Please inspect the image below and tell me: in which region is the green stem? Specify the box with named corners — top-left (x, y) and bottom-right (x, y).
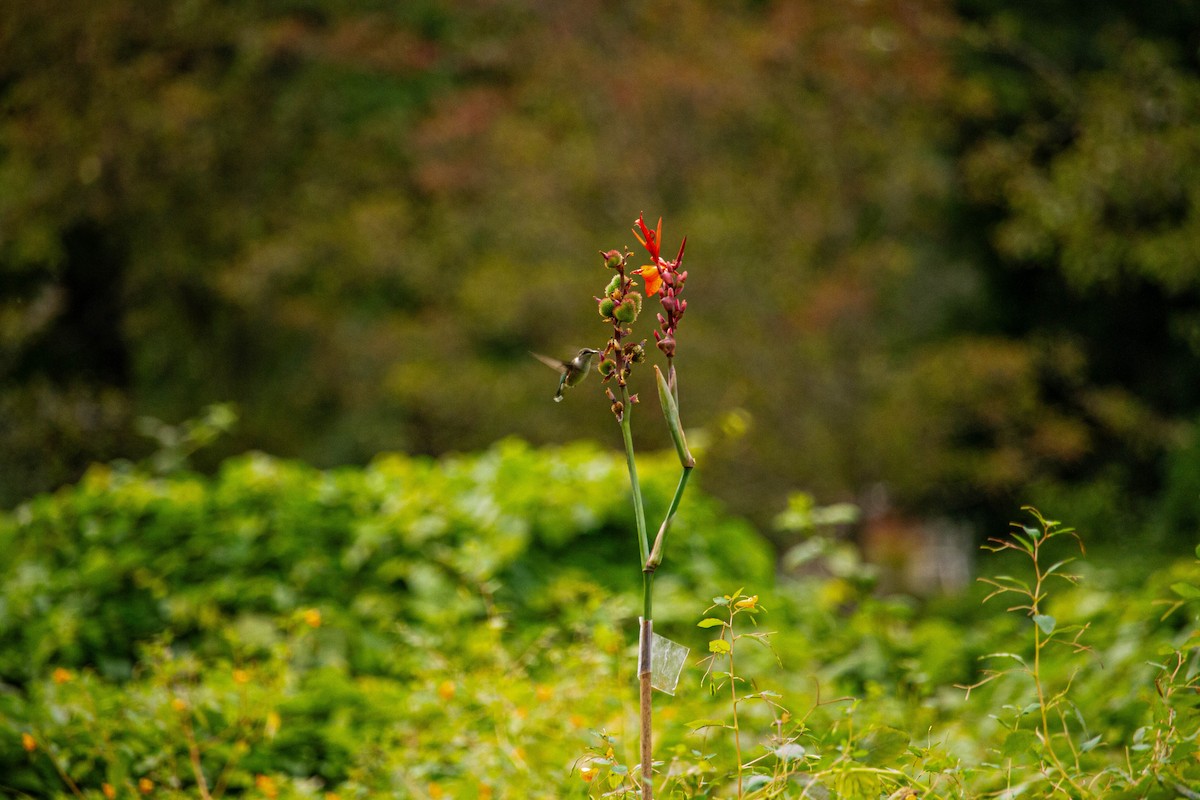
top-left (620, 385), bottom-right (650, 565)
top-left (729, 607), bottom-right (743, 799)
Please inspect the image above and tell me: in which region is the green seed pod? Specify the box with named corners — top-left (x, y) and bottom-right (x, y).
top-left (603, 249), bottom-right (624, 269)
top-left (598, 298), bottom-right (616, 319)
top-left (614, 298), bottom-right (639, 323)
top-left (627, 291), bottom-right (643, 316)
top-left (599, 358), bottom-right (616, 376)
top-left (605, 275), bottom-right (622, 297)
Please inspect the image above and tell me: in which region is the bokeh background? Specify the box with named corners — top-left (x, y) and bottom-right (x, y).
top-left (4, 0), bottom-right (1200, 554)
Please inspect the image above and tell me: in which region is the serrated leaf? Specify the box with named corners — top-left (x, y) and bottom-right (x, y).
top-left (1001, 729), bottom-right (1038, 758)
top-left (697, 618), bottom-right (727, 628)
top-left (1033, 614), bottom-right (1056, 635)
top-left (708, 639), bottom-right (731, 654)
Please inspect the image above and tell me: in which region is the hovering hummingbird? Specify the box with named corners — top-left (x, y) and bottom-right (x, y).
top-left (531, 348), bottom-right (601, 402)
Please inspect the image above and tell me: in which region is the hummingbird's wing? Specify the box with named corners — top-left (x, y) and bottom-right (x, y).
top-left (529, 352), bottom-right (567, 373)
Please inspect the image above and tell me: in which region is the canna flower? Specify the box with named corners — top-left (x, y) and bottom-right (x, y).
top-left (21, 732), bottom-right (36, 752)
top-left (632, 213), bottom-right (688, 358)
top-left (632, 215), bottom-right (666, 296)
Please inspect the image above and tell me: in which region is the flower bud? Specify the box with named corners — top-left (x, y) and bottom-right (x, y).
top-left (602, 249), bottom-right (623, 269)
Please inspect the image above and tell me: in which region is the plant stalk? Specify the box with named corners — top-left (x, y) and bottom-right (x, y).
top-left (619, 384), bottom-right (653, 799)
top-left (638, 616), bottom-right (654, 800)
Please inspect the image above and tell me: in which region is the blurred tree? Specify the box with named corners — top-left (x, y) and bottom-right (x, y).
top-left (935, 0), bottom-right (1200, 530)
top-left (1, 0), bottom-right (1198, 550)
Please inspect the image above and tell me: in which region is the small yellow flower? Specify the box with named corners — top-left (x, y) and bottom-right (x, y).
top-left (171, 697), bottom-right (188, 713)
top-left (138, 778), bottom-right (154, 794)
top-left (569, 713), bottom-right (586, 728)
top-left (52, 667), bottom-right (73, 685)
top-left (734, 595), bottom-right (759, 609)
top-left (535, 684), bottom-right (553, 702)
top-left (325, 794), bottom-right (341, 800)
top-left (477, 784), bottom-right (493, 800)
top-left (580, 765), bottom-right (598, 783)
top-left (102, 783), bottom-right (116, 800)
top-left (265, 710), bottom-right (281, 738)
top-left (255, 774), bottom-right (278, 799)
top-left (428, 782), bottom-right (444, 799)
top-left (302, 608), bottom-right (322, 628)
top-left (437, 680), bottom-right (456, 701)
top-left (233, 669), bottom-right (250, 685)
top-left (21, 732), bottom-right (36, 752)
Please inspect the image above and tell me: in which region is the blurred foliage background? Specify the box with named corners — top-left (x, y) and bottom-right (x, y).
top-left (3, 0), bottom-right (1200, 548)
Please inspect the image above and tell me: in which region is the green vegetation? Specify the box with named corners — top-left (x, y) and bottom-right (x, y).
top-left (3, 446), bottom-right (1198, 797)
top-left (4, 2), bottom-right (1200, 797)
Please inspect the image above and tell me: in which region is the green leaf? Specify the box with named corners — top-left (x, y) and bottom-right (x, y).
top-left (713, 596), bottom-right (729, 606)
top-left (696, 618), bottom-right (726, 628)
top-left (773, 743), bottom-right (806, 761)
top-left (1032, 614), bottom-right (1056, 635)
top-left (744, 774), bottom-right (772, 791)
top-left (861, 726), bottom-right (910, 766)
top-left (708, 639), bottom-right (731, 654)
top-left (1170, 582), bottom-right (1200, 599)
top-left (686, 718), bottom-right (725, 731)
top-left (1001, 729), bottom-right (1039, 758)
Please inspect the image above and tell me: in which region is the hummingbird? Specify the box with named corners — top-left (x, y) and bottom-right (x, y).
top-left (531, 348), bottom-right (601, 402)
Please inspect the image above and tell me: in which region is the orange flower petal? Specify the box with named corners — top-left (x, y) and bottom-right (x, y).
top-left (634, 264), bottom-right (664, 296)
